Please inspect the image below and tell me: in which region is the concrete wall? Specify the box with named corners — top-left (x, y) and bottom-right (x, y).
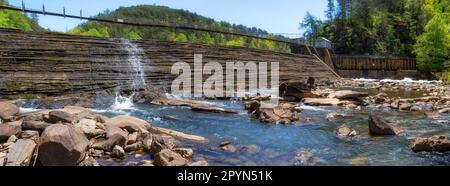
top-left (0, 29), bottom-right (339, 98)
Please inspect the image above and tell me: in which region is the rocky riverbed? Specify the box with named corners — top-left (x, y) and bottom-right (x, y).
top-left (1, 78), bottom-right (450, 166)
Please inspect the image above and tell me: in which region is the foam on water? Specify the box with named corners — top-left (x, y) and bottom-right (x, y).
top-left (353, 77), bottom-right (442, 84)
top-left (19, 107), bottom-right (41, 113)
top-left (296, 105), bottom-right (328, 112)
top-left (111, 93), bottom-right (135, 110)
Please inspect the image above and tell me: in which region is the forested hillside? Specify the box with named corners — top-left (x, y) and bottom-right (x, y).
top-left (69, 5), bottom-right (291, 52)
top-left (301, 0), bottom-right (449, 78)
top-left (0, 0), bottom-right (41, 31)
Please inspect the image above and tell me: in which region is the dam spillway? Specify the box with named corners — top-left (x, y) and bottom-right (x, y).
top-left (0, 28), bottom-right (339, 98)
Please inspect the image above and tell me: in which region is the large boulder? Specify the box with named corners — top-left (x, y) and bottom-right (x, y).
top-left (21, 120), bottom-right (51, 132)
top-left (74, 119), bottom-right (106, 138)
top-left (0, 124), bottom-right (22, 142)
top-left (48, 111), bottom-right (74, 123)
top-left (149, 126), bottom-right (207, 143)
top-left (105, 115), bottom-right (150, 133)
top-left (368, 113), bottom-right (402, 135)
top-left (0, 101), bottom-right (19, 120)
top-left (279, 81), bottom-right (321, 99)
top-left (153, 149), bottom-right (188, 166)
top-left (151, 98), bottom-right (237, 113)
top-left (150, 135), bottom-right (179, 154)
top-left (5, 139), bottom-right (36, 166)
top-left (411, 136), bottom-right (450, 152)
top-left (59, 106), bottom-right (109, 123)
top-left (257, 103), bottom-right (299, 124)
top-left (106, 125), bottom-right (129, 139)
top-left (328, 90), bottom-right (368, 100)
top-left (38, 124), bottom-right (89, 166)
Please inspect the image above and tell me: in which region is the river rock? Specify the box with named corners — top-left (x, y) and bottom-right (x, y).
top-left (105, 115), bottom-right (150, 133)
top-left (48, 111), bottom-right (74, 123)
top-left (106, 125), bottom-right (129, 140)
top-left (219, 141), bottom-right (237, 152)
top-left (78, 156), bottom-right (100, 166)
top-left (279, 81), bottom-right (321, 99)
top-left (4, 119), bottom-right (23, 128)
top-left (0, 124), bottom-right (21, 142)
top-left (7, 135), bottom-right (18, 143)
top-left (410, 106), bottom-right (422, 112)
top-left (149, 126), bottom-right (207, 142)
top-left (5, 139), bottom-right (36, 166)
top-left (92, 134), bottom-right (127, 151)
top-left (336, 125), bottom-right (357, 138)
top-left (59, 106), bottom-right (104, 122)
top-left (295, 150), bottom-right (313, 165)
top-left (0, 152), bottom-right (5, 166)
top-left (328, 90), bottom-right (368, 100)
top-left (74, 119), bottom-right (106, 138)
top-left (150, 135), bottom-right (179, 154)
top-left (143, 134), bottom-right (153, 152)
top-left (303, 98), bottom-right (357, 106)
top-left (411, 136), bottom-right (450, 152)
top-left (152, 98), bottom-right (237, 113)
top-left (374, 93), bottom-right (388, 104)
top-left (22, 120), bottom-right (51, 131)
top-left (390, 101), bottom-right (399, 109)
top-left (173, 148), bottom-right (194, 159)
top-left (153, 149), bottom-right (188, 166)
top-left (111, 145), bottom-right (125, 158)
top-left (124, 142), bottom-right (143, 152)
top-left (368, 113), bottom-right (402, 135)
top-left (399, 103), bottom-right (412, 111)
top-left (190, 104), bottom-right (237, 113)
top-left (20, 130), bottom-right (39, 141)
top-left (239, 145), bottom-right (261, 154)
top-left (438, 108), bottom-right (450, 113)
top-left (127, 132), bottom-right (138, 145)
top-left (38, 124), bottom-right (89, 166)
top-left (255, 102), bottom-right (299, 124)
top-left (189, 160), bottom-right (209, 166)
top-left (0, 101), bottom-right (19, 120)
top-left (326, 112), bottom-right (345, 120)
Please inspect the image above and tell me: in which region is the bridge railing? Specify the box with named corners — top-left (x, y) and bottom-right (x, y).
top-left (333, 55), bottom-right (416, 70)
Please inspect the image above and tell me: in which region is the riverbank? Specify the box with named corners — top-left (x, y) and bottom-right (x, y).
top-left (1, 78), bottom-right (450, 166)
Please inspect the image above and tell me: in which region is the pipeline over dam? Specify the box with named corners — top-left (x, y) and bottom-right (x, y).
top-left (0, 28), bottom-right (339, 98)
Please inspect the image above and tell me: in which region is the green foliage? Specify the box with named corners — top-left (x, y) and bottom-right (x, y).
top-left (306, 0), bottom-right (449, 74)
top-left (70, 5), bottom-right (290, 52)
top-left (414, 0), bottom-right (450, 72)
top-left (313, 0), bottom-right (430, 56)
top-left (0, 0), bottom-right (42, 31)
top-left (125, 30), bottom-right (142, 40)
top-left (300, 12), bottom-right (322, 45)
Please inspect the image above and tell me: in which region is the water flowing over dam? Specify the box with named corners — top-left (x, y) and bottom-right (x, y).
top-left (121, 39), bottom-right (148, 91)
top-left (0, 28), bottom-right (338, 98)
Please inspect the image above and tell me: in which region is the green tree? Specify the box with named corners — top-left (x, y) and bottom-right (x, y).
top-left (300, 12), bottom-right (323, 45)
top-left (325, 0), bottom-right (336, 20)
top-left (414, 9), bottom-right (449, 72)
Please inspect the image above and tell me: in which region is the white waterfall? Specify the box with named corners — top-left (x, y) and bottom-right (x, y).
top-left (122, 39), bottom-right (147, 90)
top-left (111, 39), bottom-right (148, 110)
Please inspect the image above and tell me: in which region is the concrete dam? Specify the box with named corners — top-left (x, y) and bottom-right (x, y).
top-left (0, 28), bottom-right (339, 98)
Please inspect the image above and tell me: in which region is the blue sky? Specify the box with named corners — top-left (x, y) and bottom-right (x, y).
top-left (8, 0), bottom-right (327, 37)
